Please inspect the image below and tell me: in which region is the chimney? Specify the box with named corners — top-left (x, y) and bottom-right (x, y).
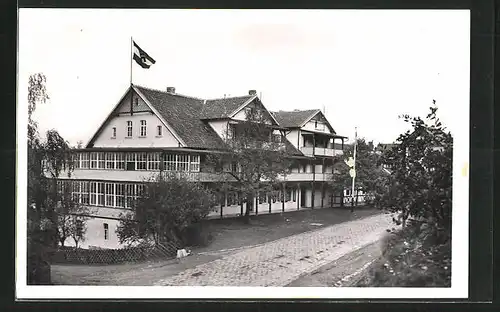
top-left (248, 89), bottom-right (257, 95)
top-left (166, 87), bottom-right (176, 93)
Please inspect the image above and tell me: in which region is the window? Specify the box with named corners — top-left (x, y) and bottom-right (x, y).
top-left (105, 183), bottom-right (114, 207)
top-left (103, 223), bottom-right (109, 240)
top-left (81, 181), bottom-right (89, 204)
top-left (134, 98), bottom-right (139, 106)
top-left (315, 120), bottom-right (318, 128)
top-left (189, 155), bottom-right (200, 172)
top-left (115, 183), bottom-right (125, 207)
top-left (127, 121), bottom-right (133, 137)
top-left (106, 153), bottom-right (115, 169)
top-left (115, 153), bottom-right (125, 170)
top-left (90, 152), bottom-right (98, 169)
top-left (165, 154), bottom-right (177, 171)
top-left (293, 189), bottom-right (297, 202)
top-left (97, 152), bottom-right (105, 169)
top-left (231, 162), bottom-right (238, 173)
top-left (140, 120), bottom-right (147, 137)
top-left (76, 220), bottom-right (83, 237)
top-left (112, 127), bottom-right (116, 138)
top-left (126, 153), bottom-right (136, 171)
top-left (97, 182), bottom-right (105, 206)
top-left (125, 184), bottom-right (135, 208)
top-left (178, 154), bottom-right (189, 172)
top-left (80, 153), bottom-right (89, 169)
top-left (259, 192), bottom-right (267, 204)
top-left (89, 182), bottom-right (97, 205)
top-left (73, 153), bottom-right (80, 169)
top-left (157, 125), bottom-right (162, 136)
top-left (147, 153), bottom-right (160, 171)
top-left (227, 192), bottom-right (238, 206)
top-left (272, 134), bottom-right (282, 143)
top-left (136, 153), bottom-right (147, 170)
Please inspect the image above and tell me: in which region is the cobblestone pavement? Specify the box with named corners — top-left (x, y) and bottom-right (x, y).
top-left (155, 213), bottom-right (396, 287)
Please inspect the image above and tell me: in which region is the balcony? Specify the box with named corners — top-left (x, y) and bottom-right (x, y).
top-left (300, 147), bottom-right (343, 157)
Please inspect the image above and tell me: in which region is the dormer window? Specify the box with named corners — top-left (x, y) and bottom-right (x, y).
top-left (140, 120), bottom-right (147, 137)
top-left (127, 121), bottom-right (133, 137)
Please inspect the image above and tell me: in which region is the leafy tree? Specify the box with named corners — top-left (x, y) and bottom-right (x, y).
top-left (377, 103), bottom-right (453, 231)
top-left (330, 138), bottom-right (387, 210)
top-left (116, 173), bottom-right (217, 247)
top-left (207, 107), bottom-right (292, 223)
top-left (55, 181), bottom-right (90, 247)
top-left (27, 73), bottom-right (74, 284)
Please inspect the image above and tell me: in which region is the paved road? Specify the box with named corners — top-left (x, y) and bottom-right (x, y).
top-left (155, 213), bottom-right (396, 287)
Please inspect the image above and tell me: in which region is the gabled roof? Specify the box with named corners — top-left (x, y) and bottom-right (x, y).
top-left (272, 109), bottom-right (320, 128)
top-left (200, 96), bottom-right (255, 119)
top-left (134, 85), bottom-right (226, 149)
top-left (272, 109), bottom-right (336, 134)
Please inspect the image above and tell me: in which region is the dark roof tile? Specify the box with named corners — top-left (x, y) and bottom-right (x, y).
top-left (272, 109), bottom-right (320, 128)
top-left (200, 96), bottom-right (254, 119)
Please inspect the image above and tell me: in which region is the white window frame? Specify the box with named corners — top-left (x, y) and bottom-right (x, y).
top-left (140, 120), bottom-right (147, 137)
top-left (136, 152), bottom-right (147, 170)
top-left (189, 154), bottom-right (200, 172)
top-left (147, 152), bottom-right (160, 171)
top-left (127, 121), bottom-right (133, 137)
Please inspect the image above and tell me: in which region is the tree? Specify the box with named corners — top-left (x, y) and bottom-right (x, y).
top-left (376, 103), bottom-right (453, 231)
top-left (207, 107), bottom-right (292, 223)
top-left (55, 181), bottom-right (89, 247)
top-left (27, 73), bottom-right (74, 284)
top-left (116, 173), bottom-right (217, 247)
top-left (330, 138), bottom-right (387, 210)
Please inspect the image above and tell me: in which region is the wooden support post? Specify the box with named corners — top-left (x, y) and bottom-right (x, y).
top-left (297, 183), bottom-right (300, 210)
top-left (268, 193), bottom-right (272, 214)
top-left (282, 183), bottom-right (285, 213)
top-left (240, 192), bottom-right (243, 216)
top-left (220, 191), bottom-right (224, 220)
top-left (255, 193), bottom-right (259, 215)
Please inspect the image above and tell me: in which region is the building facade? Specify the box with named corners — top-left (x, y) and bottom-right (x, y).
top-left (57, 85), bottom-right (347, 248)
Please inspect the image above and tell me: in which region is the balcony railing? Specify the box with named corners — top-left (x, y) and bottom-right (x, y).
top-left (300, 147), bottom-right (343, 157)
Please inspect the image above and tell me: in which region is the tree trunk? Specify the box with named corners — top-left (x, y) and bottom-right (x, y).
top-left (243, 192), bottom-right (253, 224)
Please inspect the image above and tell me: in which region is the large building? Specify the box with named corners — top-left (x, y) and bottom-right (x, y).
top-left (58, 84), bottom-right (347, 249)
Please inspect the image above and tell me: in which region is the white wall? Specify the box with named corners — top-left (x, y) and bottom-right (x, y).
top-left (302, 120), bottom-right (332, 134)
top-left (207, 120), bottom-right (229, 140)
top-left (92, 112), bottom-right (180, 148)
top-left (286, 129), bottom-right (302, 150)
top-left (62, 217), bottom-right (124, 249)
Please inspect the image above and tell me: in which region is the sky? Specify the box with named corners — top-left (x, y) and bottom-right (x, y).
top-left (18, 9), bottom-right (470, 146)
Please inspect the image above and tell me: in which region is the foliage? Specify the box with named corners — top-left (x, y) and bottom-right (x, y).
top-left (330, 138), bottom-right (387, 206)
top-left (376, 103), bottom-right (453, 230)
top-left (355, 220), bottom-right (451, 287)
top-left (207, 105), bottom-right (292, 222)
top-left (27, 73), bottom-right (75, 284)
top-left (56, 182), bottom-right (90, 248)
top-left (116, 173), bottom-right (217, 247)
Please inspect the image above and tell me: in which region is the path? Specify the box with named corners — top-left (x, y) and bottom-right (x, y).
top-left (155, 213), bottom-right (396, 287)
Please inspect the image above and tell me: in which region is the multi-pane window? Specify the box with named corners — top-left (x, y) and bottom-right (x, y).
top-left (259, 192), bottom-right (267, 204)
top-left (136, 153), bottom-right (147, 170)
top-left (147, 153), bottom-right (160, 171)
top-left (127, 121), bottom-right (133, 137)
top-left (97, 152), bottom-right (105, 169)
top-left (106, 153), bottom-right (115, 169)
top-left (125, 184), bottom-right (136, 208)
top-left (73, 153), bottom-right (80, 169)
top-left (90, 152), bottom-right (98, 169)
top-left (115, 183), bottom-right (125, 208)
top-left (157, 125), bottom-right (162, 136)
top-left (89, 182), bottom-right (97, 205)
top-left (112, 127), bottom-right (116, 138)
top-left (140, 120), bottom-right (147, 137)
top-left (105, 183), bottom-right (114, 207)
top-left (80, 153), bottom-right (89, 169)
top-left (97, 182), bottom-right (105, 206)
top-left (178, 154), bottom-right (189, 172)
top-left (116, 153), bottom-right (125, 170)
top-left (126, 153), bottom-right (136, 171)
top-left (190, 155), bottom-right (200, 172)
top-left (165, 154), bottom-right (177, 171)
top-left (227, 192), bottom-right (238, 206)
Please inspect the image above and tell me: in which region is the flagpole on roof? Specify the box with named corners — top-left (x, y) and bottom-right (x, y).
top-left (130, 36), bottom-right (133, 86)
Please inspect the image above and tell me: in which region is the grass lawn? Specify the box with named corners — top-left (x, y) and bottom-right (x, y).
top-left (51, 207), bottom-right (381, 285)
top-left (353, 222), bottom-right (451, 287)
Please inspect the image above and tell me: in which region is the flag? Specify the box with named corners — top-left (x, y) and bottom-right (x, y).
top-left (133, 40), bottom-right (156, 69)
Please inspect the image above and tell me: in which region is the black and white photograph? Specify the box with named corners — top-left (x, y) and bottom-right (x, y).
top-left (17, 9), bottom-right (470, 299)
